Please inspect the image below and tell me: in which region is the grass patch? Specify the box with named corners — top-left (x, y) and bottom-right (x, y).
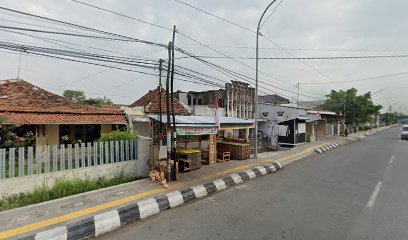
top-left (0, 173), bottom-right (138, 212)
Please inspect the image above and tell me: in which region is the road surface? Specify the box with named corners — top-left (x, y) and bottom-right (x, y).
top-left (98, 126), bottom-right (408, 240)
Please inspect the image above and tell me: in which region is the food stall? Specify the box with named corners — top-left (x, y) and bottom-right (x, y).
top-left (148, 115), bottom-right (218, 172)
top-left (216, 117), bottom-right (255, 160)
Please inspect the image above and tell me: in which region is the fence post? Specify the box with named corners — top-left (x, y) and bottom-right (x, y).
top-left (81, 143), bottom-right (86, 168)
top-left (93, 142), bottom-right (98, 166)
top-left (52, 145), bottom-right (58, 172)
top-left (9, 148), bottom-right (15, 178)
top-left (74, 143), bottom-right (79, 169)
top-left (18, 147), bottom-right (25, 177)
top-left (110, 141), bottom-right (114, 164)
top-left (87, 142), bottom-right (92, 167)
top-left (120, 140), bottom-right (124, 162)
top-left (99, 142), bottom-right (104, 165)
top-left (135, 140), bottom-right (139, 160)
top-left (28, 146), bottom-right (33, 175)
top-left (36, 145), bottom-right (42, 175)
top-left (125, 140), bottom-right (129, 161)
top-left (130, 140), bottom-right (134, 160)
top-left (60, 144), bottom-right (65, 171)
top-left (68, 144), bottom-right (73, 170)
top-left (0, 149), bottom-right (4, 179)
top-left (45, 145), bottom-right (50, 173)
top-left (104, 141), bottom-right (109, 165)
top-left (115, 141), bottom-right (119, 163)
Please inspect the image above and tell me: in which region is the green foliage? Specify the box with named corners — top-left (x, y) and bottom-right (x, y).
top-left (83, 97), bottom-right (113, 107)
top-left (99, 127), bottom-right (139, 142)
top-left (0, 173), bottom-right (137, 212)
top-left (62, 90), bottom-right (86, 102)
top-left (0, 115), bottom-right (35, 148)
top-left (323, 88), bottom-right (382, 126)
top-left (381, 112), bottom-right (400, 125)
top-left (63, 90), bottom-right (113, 108)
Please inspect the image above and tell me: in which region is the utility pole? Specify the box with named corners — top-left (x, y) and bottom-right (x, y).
top-left (158, 59), bottom-right (164, 147)
top-left (255, 0), bottom-right (278, 160)
top-left (296, 82), bottom-right (300, 107)
top-left (17, 48), bottom-right (23, 80)
top-left (165, 42), bottom-right (172, 182)
top-left (170, 25), bottom-right (177, 181)
top-left (353, 99), bottom-right (356, 133)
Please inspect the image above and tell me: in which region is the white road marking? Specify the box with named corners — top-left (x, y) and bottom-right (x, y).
top-left (389, 155), bottom-right (395, 164)
top-left (366, 181), bottom-right (382, 208)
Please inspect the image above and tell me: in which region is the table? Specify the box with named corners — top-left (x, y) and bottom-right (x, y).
top-left (176, 148), bottom-right (202, 170)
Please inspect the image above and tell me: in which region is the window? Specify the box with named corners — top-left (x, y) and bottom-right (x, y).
top-left (86, 125), bottom-right (101, 142)
top-left (187, 95), bottom-right (192, 105)
top-left (218, 98), bottom-right (224, 108)
top-left (193, 98), bottom-right (196, 105)
top-left (59, 125), bottom-right (102, 144)
top-left (198, 99), bottom-right (203, 105)
top-left (74, 125), bottom-right (84, 142)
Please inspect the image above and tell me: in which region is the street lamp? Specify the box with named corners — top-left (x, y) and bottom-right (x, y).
top-left (255, 0), bottom-right (278, 160)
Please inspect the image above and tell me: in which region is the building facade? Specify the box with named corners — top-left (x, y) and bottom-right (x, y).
top-left (225, 81), bottom-right (255, 119)
top-left (179, 81), bottom-right (255, 119)
top-left (0, 79), bottom-right (127, 148)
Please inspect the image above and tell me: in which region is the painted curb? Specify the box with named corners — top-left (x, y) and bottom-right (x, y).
top-left (18, 162), bottom-right (284, 240)
top-left (314, 143), bottom-right (340, 154)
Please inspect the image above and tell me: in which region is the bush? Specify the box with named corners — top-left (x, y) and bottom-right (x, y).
top-left (0, 172), bottom-right (137, 212)
top-left (99, 127), bottom-right (139, 142)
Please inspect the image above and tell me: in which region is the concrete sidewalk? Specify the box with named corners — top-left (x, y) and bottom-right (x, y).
top-left (0, 129), bottom-right (380, 239)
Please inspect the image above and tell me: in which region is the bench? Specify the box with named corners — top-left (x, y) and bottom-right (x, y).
top-left (217, 144), bottom-right (231, 162)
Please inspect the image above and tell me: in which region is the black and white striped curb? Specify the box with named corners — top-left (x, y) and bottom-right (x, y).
top-left (19, 162), bottom-right (283, 240)
top-left (315, 143), bottom-right (340, 154)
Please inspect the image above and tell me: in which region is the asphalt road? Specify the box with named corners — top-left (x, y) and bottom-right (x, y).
top-left (98, 126), bottom-right (408, 240)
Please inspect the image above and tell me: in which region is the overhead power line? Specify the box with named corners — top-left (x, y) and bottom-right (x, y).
top-left (175, 54), bottom-right (408, 60)
top-left (2, 4), bottom-right (317, 101)
top-left (259, 0), bottom-right (284, 29)
top-left (300, 70), bottom-right (408, 85)
top-left (170, 0), bottom-right (337, 92)
top-left (172, 0), bottom-right (255, 33)
top-left (176, 42), bottom-right (408, 52)
top-left (69, 0), bottom-right (320, 100)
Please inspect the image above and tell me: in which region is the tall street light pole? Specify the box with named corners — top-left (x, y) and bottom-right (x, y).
top-left (255, 0), bottom-right (278, 160)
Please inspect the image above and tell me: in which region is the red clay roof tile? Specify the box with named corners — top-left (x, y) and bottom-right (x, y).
top-left (0, 79), bottom-right (126, 124)
top-left (129, 87), bottom-right (189, 115)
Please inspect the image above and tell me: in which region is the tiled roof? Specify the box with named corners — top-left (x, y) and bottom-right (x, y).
top-left (0, 79), bottom-right (126, 124)
top-left (129, 87), bottom-right (189, 115)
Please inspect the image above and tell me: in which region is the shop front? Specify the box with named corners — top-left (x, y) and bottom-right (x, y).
top-left (148, 115), bottom-right (254, 176)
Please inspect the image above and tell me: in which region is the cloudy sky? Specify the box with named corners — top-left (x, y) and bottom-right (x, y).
top-left (0, 0), bottom-right (407, 113)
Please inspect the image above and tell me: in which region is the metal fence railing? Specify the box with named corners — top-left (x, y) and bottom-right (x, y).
top-left (0, 140), bottom-right (138, 180)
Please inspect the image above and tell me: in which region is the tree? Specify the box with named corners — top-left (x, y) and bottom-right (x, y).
top-left (0, 115), bottom-right (35, 148)
top-left (63, 90), bottom-right (113, 107)
top-left (323, 88), bottom-right (382, 127)
top-left (63, 90), bottom-right (86, 102)
top-left (83, 97), bottom-right (113, 107)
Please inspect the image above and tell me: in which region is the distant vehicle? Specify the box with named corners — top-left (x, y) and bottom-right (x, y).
top-left (401, 125), bottom-right (408, 140)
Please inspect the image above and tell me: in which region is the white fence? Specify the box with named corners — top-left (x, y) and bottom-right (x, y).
top-left (0, 140), bottom-right (138, 180)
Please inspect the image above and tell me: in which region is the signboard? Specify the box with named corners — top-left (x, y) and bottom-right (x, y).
top-left (208, 134), bottom-right (217, 164)
top-left (176, 127), bottom-right (217, 136)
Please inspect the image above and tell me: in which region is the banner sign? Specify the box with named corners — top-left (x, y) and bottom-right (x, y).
top-left (176, 127), bottom-right (217, 136)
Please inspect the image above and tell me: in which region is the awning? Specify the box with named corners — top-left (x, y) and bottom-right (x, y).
top-left (148, 115), bottom-right (217, 135)
top-left (148, 115), bottom-right (255, 134)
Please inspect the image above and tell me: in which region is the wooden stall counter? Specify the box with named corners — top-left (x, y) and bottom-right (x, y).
top-left (217, 142), bottom-right (251, 160)
top-left (176, 147), bottom-right (202, 171)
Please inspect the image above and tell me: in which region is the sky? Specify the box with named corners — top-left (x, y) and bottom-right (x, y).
top-left (0, 0), bottom-right (407, 113)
